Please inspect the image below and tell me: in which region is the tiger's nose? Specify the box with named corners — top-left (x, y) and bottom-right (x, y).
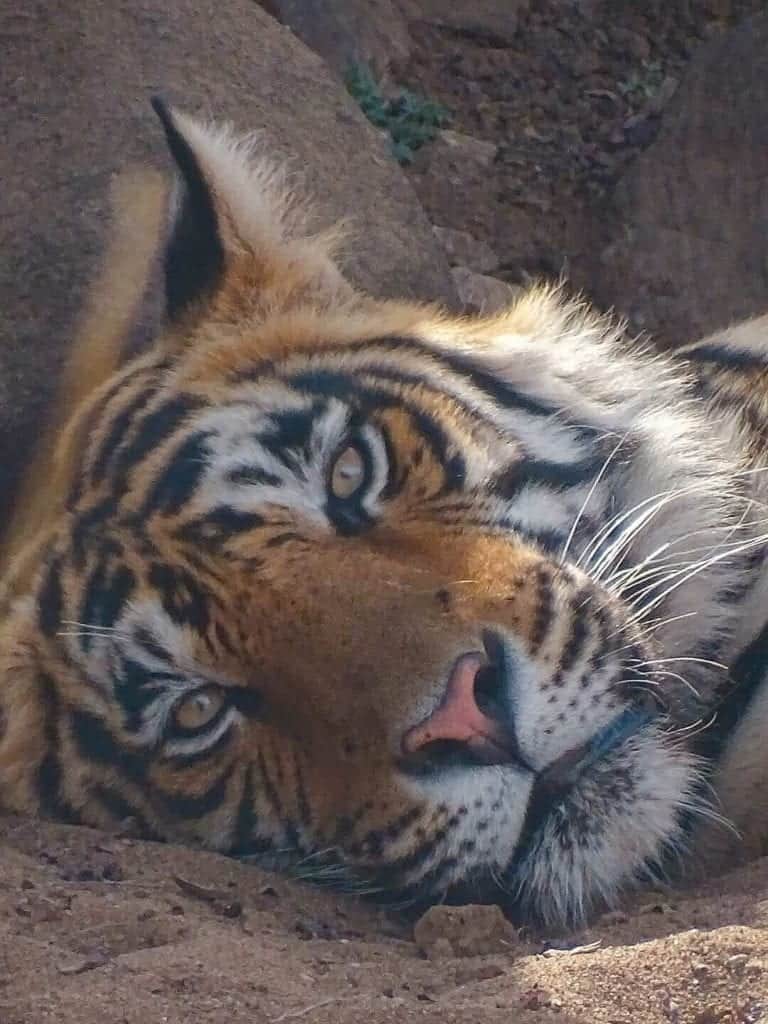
top-left (400, 643), bottom-right (519, 768)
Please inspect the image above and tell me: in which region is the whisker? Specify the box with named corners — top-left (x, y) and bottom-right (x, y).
top-left (561, 433), bottom-right (628, 563)
top-left (624, 530), bottom-right (768, 630)
top-left (632, 655), bottom-right (728, 672)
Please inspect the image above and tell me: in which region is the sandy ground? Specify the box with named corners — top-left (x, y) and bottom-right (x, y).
top-left (0, 814), bottom-right (765, 1024)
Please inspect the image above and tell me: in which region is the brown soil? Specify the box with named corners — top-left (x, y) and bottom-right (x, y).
top-left (399, 0), bottom-right (765, 316)
top-left (0, 815), bottom-right (766, 1023)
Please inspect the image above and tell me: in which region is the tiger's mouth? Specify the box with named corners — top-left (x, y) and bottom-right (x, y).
top-left (506, 705), bottom-right (659, 869)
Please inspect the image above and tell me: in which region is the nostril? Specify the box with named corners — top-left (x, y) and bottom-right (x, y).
top-left (473, 663), bottom-right (504, 719)
top-left (476, 629), bottom-right (511, 720)
top-left (481, 628), bottom-right (506, 668)
top-left (399, 643), bottom-right (521, 774)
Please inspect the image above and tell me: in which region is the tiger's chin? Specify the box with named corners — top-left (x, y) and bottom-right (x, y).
top-left (501, 728), bottom-right (705, 927)
top-left (241, 721), bottom-right (706, 930)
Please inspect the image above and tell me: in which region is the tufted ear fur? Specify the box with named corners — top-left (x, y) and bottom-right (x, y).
top-left (151, 98), bottom-right (356, 332)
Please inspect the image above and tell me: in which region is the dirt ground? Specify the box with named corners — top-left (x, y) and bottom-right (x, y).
top-left (0, 814), bottom-right (766, 1024)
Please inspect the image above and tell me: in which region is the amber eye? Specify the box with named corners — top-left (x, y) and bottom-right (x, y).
top-left (329, 443), bottom-right (367, 500)
top-left (172, 687), bottom-right (227, 733)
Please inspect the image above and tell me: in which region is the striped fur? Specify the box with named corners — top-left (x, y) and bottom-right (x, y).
top-left (1, 103), bottom-right (767, 927)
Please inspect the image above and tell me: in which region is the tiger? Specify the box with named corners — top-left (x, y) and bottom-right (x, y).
top-left (0, 98), bottom-right (767, 929)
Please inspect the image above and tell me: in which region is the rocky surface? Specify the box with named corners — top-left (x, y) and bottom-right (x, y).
top-left (593, 11), bottom-right (768, 344)
top-left (450, 266), bottom-right (522, 313)
top-left (402, 0), bottom-right (531, 49)
top-left (399, 0), bottom-right (766, 342)
top-left (259, 0), bottom-right (414, 78)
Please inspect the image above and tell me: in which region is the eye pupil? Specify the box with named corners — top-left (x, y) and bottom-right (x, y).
top-left (330, 444), bottom-right (366, 500)
top-left (173, 687), bottom-right (225, 732)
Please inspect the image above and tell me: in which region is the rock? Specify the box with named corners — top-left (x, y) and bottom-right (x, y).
top-left (0, 0), bottom-right (456, 527)
top-left (259, 0), bottom-right (413, 78)
top-left (593, 13), bottom-right (768, 346)
top-left (453, 961), bottom-right (506, 986)
top-left (413, 904), bottom-right (518, 959)
top-left (410, 131), bottom-right (500, 242)
top-left (626, 31), bottom-right (652, 62)
top-left (439, 129), bottom-right (499, 170)
top-left (451, 268), bottom-right (522, 314)
top-left (402, 0), bottom-right (530, 48)
top-left (646, 74), bottom-right (680, 115)
top-left (433, 226), bottom-right (500, 273)
top-left (725, 954), bottom-right (749, 974)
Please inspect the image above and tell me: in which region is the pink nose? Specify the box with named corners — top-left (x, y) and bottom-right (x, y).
top-left (401, 652), bottom-right (511, 760)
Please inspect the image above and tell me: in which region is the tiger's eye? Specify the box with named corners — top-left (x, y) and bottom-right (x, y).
top-left (330, 444), bottom-right (366, 500)
top-left (173, 687), bottom-right (226, 731)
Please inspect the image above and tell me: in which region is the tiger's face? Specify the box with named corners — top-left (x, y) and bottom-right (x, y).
top-left (0, 102), bottom-right (753, 927)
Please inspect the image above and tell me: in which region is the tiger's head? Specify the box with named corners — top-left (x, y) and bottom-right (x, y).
top-left (0, 102), bottom-right (755, 927)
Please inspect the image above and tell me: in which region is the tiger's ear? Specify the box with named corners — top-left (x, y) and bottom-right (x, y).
top-left (151, 97), bottom-right (225, 323)
top-left (150, 97), bottom-right (355, 329)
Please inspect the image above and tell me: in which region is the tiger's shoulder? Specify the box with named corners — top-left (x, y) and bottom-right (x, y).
top-left (678, 315), bottom-right (768, 871)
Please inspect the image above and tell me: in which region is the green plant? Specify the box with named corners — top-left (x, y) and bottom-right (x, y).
top-left (344, 63), bottom-right (450, 165)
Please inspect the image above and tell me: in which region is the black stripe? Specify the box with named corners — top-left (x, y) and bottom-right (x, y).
top-left (231, 764), bottom-right (260, 854)
top-left (79, 563), bottom-right (136, 651)
top-left (257, 749), bottom-right (283, 819)
top-left (557, 593), bottom-right (592, 677)
top-left (228, 466), bottom-right (282, 487)
top-left (38, 557), bottom-right (64, 637)
top-left (378, 421), bottom-right (407, 499)
top-left (263, 530), bottom-right (304, 548)
top-left (71, 499), bottom-right (119, 568)
top-left (697, 619), bottom-right (768, 762)
top-left (133, 626), bottom-right (173, 664)
top-left (324, 503), bottom-right (373, 537)
top-left (228, 687), bottom-right (265, 719)
top-left (490, 452), bottom-right (604, 500)
top-left (683, 344), bottom-right (768, 372)
top-left (175, 508), bottom-right (266, 546)
top-left (529, 567), bottom-right (555, 655)
top-left (35, 673), bottom-right (78, 822)
top-left (359, 807), bottom-right (422, 858)
top-left (408, 408), bottom-right (465, 493)
top-left (69, 709), bottom-right (147, 784)
top-left (259, 406), bottom-right (323, 462)
top-left (281, 337), bottom-right (565, 420)
top-left (116, 656), bottom-right (172, 730)
top-left (367, 837), bottom-right (449, 892)
top-left (212, 621), bottom-right (237, 657)
top-left (139, 431), bottom-right (212, 516)
top-left (86, 365), bottom-right (169, 487)
top-left (111, 395), bottom-right (206, 488)
top-left (294, 757), bottom-right (311, 829)
top-left (91, 784), bottom-right (161, 841)
top-left (147, 562), bottom-right (210, 632)
top-left (155, 763), bottom-right (235, 818)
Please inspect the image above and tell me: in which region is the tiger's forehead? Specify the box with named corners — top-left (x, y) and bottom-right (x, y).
top-left (166, 326), bottom-right (599, 468)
